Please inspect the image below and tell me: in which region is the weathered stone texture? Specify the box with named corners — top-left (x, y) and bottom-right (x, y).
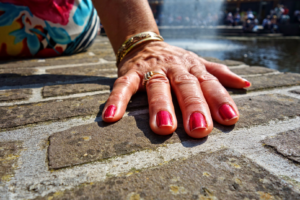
top-left (0, 142), bottom-right (23, 184)
top-left (0, 89), bottom-right (32, 102)
top-left (40, 149), bottom-right (300, 200)
top-left (46, 64), bottom-right (117, 76)
top-left (0, 92), bottom-right (148, 129)
top-left (1, 75), bottom-right (116, 88)
top-left (229, 73), bottom-right (300, 94)
top-left (48, 114), bottom-right (189, 169)
top-left (246, 73), bottom-right (300, 91)
top-left (0, 57), bottom-right (100, 69)
top-left (0, 68), bottom-right (37, 76)
top-left (0, 94), bottom-right (109, 129)
top-left (42, 81), bottom-right (114, 98)
top-left (48, 94), bottom-right (300, 169)
top-left (263, 128), bottom-right (300, 163)
top-left (233, 94), bottom-right (300, 128)
top-left (230, 66), bottom-right (276, 75)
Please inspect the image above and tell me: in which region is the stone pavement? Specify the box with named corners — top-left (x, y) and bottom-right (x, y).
top-left (0, 36), bottom-right (300, 200)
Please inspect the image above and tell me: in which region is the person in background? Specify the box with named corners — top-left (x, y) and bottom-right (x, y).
top-left (226, 12), bottom-right (233, 25)
top-left (233, 9), bottom-right (241, 26)
top-left (0, 0), bottom-right (251, 138)
top-left (262, 15), bottom-right (272, 31)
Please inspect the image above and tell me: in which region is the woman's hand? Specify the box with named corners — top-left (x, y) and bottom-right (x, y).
top-left (102, 41), bottom-right (251, 138)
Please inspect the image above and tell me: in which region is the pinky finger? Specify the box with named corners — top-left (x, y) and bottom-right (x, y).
top-left (102, 71), bottom-right (140, 122)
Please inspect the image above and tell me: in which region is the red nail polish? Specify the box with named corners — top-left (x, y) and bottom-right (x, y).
top-left (245, 81), bottom-right (251, 88)
top-left (189, 112), bottom-right (207, 131)
top-left (156, 111), bottom-right (173, 127)
top-left (219, 104), bottom-right (237, 121)
top-left (243, 78), bottom-right (251, 88)
top-left (104, 105), bottom-right (116, 118)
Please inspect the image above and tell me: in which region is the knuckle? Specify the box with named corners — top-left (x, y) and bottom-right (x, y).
top-left (114, 75), bottom-right (132, 87)
top-left (172, 73), bottom-right (198, 85)
top-left (198, 72), bottom-right (218, 83)
top-left (147, 75), bottom-right (169, 87)
top-left (182, 96), bottom-right (205, 107)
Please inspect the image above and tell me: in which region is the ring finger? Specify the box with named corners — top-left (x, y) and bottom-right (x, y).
top-left (145, 71), bottom-right (177, 135)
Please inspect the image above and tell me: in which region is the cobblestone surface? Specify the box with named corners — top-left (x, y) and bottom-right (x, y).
top-left (1, 36), bottom-right (300, 200)
top-left (40, 149), bottom-right (300, 200)
top-left (0, 142), bottom-right (23, 184)
top-left (42, 82), bottom-right (113, 98)
top-left (0, 89), bottom-right (32, 102)
top-left (263, 128), bottom-right (300, 163)
top-left (48, 94), bottom-right (300, 169)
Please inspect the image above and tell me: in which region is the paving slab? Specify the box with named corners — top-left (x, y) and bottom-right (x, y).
top-left (0, 75), bottom-right (115, 88)
top-left (0, 57), bottom-right (100, 69)
top-left (246, 73), bottom-right (300, 90)
top-left (40, 149), bottom-right (300, 200)
top-left (46, 64), bottom-right (117, 76)
top-left (48, 94), bottom-right (300, 169)
top-left (229, 73), bottom-right (300, 94)
top-left (0, 142), bottom-right (23, 184)
top-left (0, 68), bottom-right (37, 76)
top-left (0, 89), bottom-right (32, 102)
top-left (42, 81), bottom-right (115, 98)
top-left (230, 66), bottom-right (276, 75)
top-left (42, 79), bottom-right (114, 97)
top-left (263, 128), bottom-right (300, 163)
top-left (0, 92), bottom-right (150, 129)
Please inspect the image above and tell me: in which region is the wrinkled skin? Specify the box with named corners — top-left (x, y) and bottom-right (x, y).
top-left (102, 41), bottom-right (250, 138)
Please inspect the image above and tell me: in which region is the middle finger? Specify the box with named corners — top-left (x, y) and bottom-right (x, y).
top-left (168, 68), bottom-right (213, 138)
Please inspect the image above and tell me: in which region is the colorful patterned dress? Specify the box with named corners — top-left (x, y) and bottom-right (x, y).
top-left (0, 0), bottom-right (99, 58)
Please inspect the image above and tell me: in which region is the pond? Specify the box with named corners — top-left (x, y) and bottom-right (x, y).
top-left (165, 38), bottom-right (300, 73)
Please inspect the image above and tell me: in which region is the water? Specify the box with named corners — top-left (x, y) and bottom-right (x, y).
top-left (165, 38), bottom-right (300, 73)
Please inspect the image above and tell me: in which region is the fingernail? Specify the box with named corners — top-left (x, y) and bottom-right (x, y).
top-left (189, 112), bottom-right (207, 131)
top-left (219, 104), bottom-right (238, 121)
top-left (104, 105), bottom-right (116, 118)
top-left (243, 78), bottom-right (251, 88)
top-left (156, 111), bottom-right (173, 127)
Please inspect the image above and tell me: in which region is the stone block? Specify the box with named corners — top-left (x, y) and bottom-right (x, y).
top-left (0, 89), bottom-right (32, 102)
top-left (0, 57), bottom-right (100, 69)
top-left (40, 149), bottom-right (300, 200)
top-left (48, 94), bottom-right (300, 169)
top-left (229, 73), bottom-right (300, 94)
top-left (1, 75), bottom-right (115, 88)
top-left (48, 114), bottom-right (188, 169)
top-left (42, 81), bottom-right (114, 98)
top-left (46, 64), bottom-right (117, 76)
top-left (0, 142), bottom-right (23, 184)
top-left (263, 128), bottom-right (300, 163)
top-left (230, 66), bottom-right (276, 76)
top-left (0, 92), bottom-right (148, 129)
top-left (0, 68), bottom-right (37, 76)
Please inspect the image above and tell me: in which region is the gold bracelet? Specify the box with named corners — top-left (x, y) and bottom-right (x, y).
top-left (116, 32), bottom-right (164, 64)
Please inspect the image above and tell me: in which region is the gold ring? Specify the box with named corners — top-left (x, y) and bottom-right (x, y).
top-left (142, 71), bottom-right (166, 87)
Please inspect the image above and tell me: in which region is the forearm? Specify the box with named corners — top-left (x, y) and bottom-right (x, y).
top-left (92, 0), bottom-right (159, 53)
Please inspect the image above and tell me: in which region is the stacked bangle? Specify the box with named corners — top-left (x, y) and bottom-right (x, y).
top-left (116, 31), bottom-right (164, 64)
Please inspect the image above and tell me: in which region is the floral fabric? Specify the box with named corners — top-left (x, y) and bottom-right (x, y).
top-left (0, 0), bottom-right (99, 58)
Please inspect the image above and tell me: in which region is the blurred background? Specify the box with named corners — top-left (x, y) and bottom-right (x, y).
top-left (145, 0), bottom-right (300, 73)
